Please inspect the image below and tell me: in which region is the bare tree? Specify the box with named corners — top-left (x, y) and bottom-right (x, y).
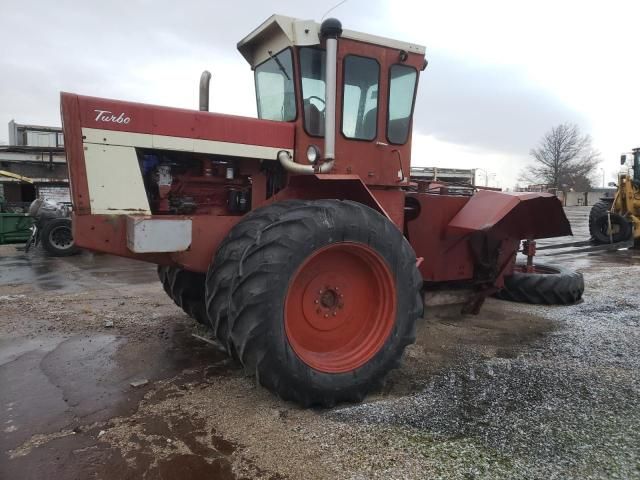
top-left (522, 123), bottom-right (600, 190)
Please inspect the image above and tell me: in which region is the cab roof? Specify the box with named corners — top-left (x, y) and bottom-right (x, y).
top-left (237, 14), bottom-right (426, 68)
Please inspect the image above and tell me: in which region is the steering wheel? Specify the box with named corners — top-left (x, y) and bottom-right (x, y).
top-left (305, 95), bottom-right (326, 110)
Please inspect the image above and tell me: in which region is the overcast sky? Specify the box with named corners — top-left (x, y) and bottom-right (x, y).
top-left (1, 0), bottom-right (638, 188)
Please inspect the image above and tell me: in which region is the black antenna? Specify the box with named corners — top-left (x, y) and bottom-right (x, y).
top-left (321, 0), bottom-right (348, 21)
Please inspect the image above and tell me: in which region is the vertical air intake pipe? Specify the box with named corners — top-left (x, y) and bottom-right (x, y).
top-left (320, 18), bottom-right (342, 163)
top-left (277, 19), bottom-right (342, 175)
top-left (199, 70), bottom-right (212, 111)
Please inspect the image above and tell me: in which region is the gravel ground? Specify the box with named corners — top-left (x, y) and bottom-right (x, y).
top-left (1, 206), bottom-right (639, 479)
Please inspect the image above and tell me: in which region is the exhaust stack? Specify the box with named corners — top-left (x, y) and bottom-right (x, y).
top-left (320, 18), bottom-right (342, 162)
top-left (199, 70), bottom-right (212, 111)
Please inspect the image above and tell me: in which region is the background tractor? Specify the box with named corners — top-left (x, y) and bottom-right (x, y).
top-left (59, 15), bottom-right (581, 406)
top-left (589, 147), bottom-right (639, 245)
top-left (0, 170), bottom-right (78, 254)
top-left (24, 198), bottom-right (79, 256)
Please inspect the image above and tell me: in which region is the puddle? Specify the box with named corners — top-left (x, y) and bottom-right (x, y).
top-left (0, 325), bottom-right (236, 479)
top-left (0, 249), bottom-right (158, 292)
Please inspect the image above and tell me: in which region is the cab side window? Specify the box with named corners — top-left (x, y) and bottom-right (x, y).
top-left (387, 65), bottom-right (417, 144)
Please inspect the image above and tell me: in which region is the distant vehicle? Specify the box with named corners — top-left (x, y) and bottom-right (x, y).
top-left (589, 148), bottom-right (639, 245)
top-left (25, 198), bottom-right (79, 256)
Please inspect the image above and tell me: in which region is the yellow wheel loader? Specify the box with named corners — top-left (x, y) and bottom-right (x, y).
top-left (589, 148), bottom-right (640, 245)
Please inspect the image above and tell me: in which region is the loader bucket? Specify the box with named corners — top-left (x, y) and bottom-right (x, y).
top-left (446, 190), bottom-right (572, 240)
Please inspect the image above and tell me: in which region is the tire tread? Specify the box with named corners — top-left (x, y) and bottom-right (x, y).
top-left (494, 262), bottom-right (584, 305)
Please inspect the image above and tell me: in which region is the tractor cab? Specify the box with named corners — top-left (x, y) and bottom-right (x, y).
top-left (621, 147), bottom-right (640, 184)
top-left (237, 15), bottom-right (427, 188)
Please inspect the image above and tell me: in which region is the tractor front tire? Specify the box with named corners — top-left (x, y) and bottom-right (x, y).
top-left (222, 200), bottom-right (423, 407)
top-left (494, 262), bottom-right (584, 305)
top-left (158, 266), bottom-right (208, 325)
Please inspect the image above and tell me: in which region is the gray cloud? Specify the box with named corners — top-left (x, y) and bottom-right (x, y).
top-left (0, 0), bottom-right (586, 157)
top-left (415, 51), bottom-right (590, 153)
top-left (0, 0), bottom-right (311, 139)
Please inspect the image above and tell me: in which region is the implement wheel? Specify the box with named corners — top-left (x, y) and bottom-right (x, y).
top-left (222, 200), bottom-right (423, 407)
top-left (494, 262), bottom-right (584, 305)
top-left (158, 266), bottom-right (208, 325)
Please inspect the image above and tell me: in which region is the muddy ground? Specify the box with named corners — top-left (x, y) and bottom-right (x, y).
top-left (0, 206), bottom-right (638, 479)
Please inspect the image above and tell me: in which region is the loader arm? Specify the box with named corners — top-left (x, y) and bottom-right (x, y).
top-left (0, 170), bottom-right (34, 184)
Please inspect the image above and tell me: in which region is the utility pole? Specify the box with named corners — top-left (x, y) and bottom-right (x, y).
top-left (476, 168), bottom-right (491, 187)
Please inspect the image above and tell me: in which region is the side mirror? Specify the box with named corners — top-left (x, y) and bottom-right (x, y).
top-left (620, 154), bottom-right (627, 165)
top-left (608, 182), bottom-right (617, 188)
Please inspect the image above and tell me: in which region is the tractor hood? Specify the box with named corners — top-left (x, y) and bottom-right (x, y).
top-left (60, 92), bottom-right (294, 215)
top-left (447, 190), bottom-right (572, 239)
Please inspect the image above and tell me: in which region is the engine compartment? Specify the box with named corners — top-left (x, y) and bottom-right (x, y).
top-left (137, 151), bottom-right (284, 216)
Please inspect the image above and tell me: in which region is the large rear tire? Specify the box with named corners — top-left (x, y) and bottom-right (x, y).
top-left (158, 266), bottom-right (208, 325)
top-left (40, 218), bottom-right (80, 257)
top-left (221, 200), bottom-right (423, 407)
top-left (494, 262), bottom-right (584, 305)
top-left (205, 200), bottom-right (305, 352)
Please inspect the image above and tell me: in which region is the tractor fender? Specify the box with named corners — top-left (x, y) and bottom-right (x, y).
top-left (270, 174), bottom-right (405, 228)
top-left (447, 190), bottom-right (572, 240)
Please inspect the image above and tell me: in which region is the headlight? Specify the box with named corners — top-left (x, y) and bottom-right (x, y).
top-left (306, 145), bottom-right (321, 164)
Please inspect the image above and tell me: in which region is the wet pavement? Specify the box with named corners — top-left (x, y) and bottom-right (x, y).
top-left (0, 206), bottom-right (639, 479)
top-left (0, 248), bottom-right (240, 479)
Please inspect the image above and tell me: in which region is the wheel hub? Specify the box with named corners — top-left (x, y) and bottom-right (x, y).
top-left (301, 277), bottom-right (350, 332)
top-left (50, 225), bottom-right (73, 249)
top-left (319, 288), bottom-right (339, 309)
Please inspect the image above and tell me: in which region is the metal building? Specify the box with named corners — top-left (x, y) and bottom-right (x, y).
top-left (0, 121), bottom-right (70, 212)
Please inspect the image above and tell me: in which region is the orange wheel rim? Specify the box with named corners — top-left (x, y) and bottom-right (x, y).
top-left (284, 242), bottom-right (397, 373)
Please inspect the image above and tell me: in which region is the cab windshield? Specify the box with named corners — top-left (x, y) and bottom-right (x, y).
top-left (254, 49), bottom-right (296, 121)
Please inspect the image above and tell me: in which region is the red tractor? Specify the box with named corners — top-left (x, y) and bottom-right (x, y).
top-left (60, 15), bottom-right (580, 406)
